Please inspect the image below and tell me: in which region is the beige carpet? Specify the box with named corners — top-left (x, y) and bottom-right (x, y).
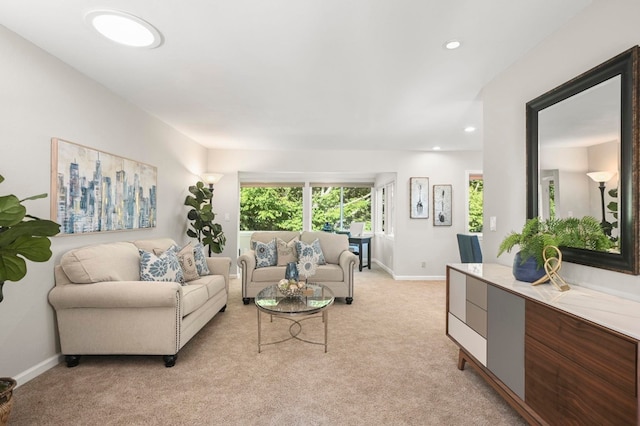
top-left (10, 266), bottom-right (525, 425)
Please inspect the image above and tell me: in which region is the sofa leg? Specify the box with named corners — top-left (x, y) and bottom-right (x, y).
top-left (243, 298), bottom-right (250, 305)
top-left (219, 304), bottom-right (227, 312)
top-left (65, 355), bottom-right (81, 368)
top-left (163, 354), bottom-right (177, 368)
top-left (346, 297), bottom-right (353, 305)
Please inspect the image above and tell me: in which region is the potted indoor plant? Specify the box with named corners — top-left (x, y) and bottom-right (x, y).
top-left (184, 181), bottom-right (226, 255)
top-left (0, 174), bottom-right (60, 425)
top-left (498, 216), bottom-right (611, 282)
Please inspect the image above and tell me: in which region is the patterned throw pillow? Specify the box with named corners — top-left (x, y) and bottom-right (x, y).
top-left (255, 239), bottom-right (277, 268)
top-left (193, 243), bottom-right (211, 276)
top-left (296, 239), bottom-right (326, 265)
top-left (276, 237), bottom-right (299, 266)
top-left (177, 243), bottom-right (200, 282)
top-left (139, 249), bottom-right (185, 284)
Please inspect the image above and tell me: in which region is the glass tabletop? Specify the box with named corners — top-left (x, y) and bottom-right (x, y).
top-left (255, 283), bottom-right (335, 315)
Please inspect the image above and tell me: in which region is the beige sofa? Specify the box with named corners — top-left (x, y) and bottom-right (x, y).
top-left (48, 238), bottom-right (231, 368)
top-left (237, 231), bottom-right (358, 305)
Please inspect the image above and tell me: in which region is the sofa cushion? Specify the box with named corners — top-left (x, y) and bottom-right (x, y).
top-left (301, 231), bottom-right (348, 265)
top-left (132, 238), bottom-right (177, 253)
top-left (139, 249), bottom-right (185, 284)
top-left (252, 265), bottom-right (287, 283)
top-left (60, 242), bottom-right (141, 284)
top-left (276, 236), bottom-right (299, 266)
top-left (296, 239), bottom-right (326, 265)
top-left (193, 243), bottom-right (211, 275)
top-left (188, 274), bottom-right (226, 299)
top-left (312, 264), bottom-right (344, 282)
top-left (251, 231), bottom-right (300, 245)
top-left (181, 284), bottom-right (209, 316)
top-left (177, 243), bottom-right (200, 282)
top-left (255, 239), bottom-right (277, 268)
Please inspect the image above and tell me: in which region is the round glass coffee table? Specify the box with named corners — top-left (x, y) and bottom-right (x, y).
top-left (255, 283), bottom-right (334, 353)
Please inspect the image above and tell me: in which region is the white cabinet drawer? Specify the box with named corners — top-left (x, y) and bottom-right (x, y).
top-left (448, 313), bottom-right (487, 366)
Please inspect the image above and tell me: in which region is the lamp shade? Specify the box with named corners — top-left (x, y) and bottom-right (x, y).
top-left (586, 171), bottom-right (616, 183)
top-left (201, 173), bottom-right (223, 185)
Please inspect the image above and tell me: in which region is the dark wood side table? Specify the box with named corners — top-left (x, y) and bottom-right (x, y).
top-left (348, 236), bottom-right (371, 271)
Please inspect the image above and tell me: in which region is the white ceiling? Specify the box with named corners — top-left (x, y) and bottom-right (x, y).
top-left (0, 0), bottom-right (593, 152)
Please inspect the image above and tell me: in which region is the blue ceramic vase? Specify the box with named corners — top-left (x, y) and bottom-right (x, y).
top-left (285, 262), bottom-right (299, 281)
top-left (512, 252), bottom-right (546, 282)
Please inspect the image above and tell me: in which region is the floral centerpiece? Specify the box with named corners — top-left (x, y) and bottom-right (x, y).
top-left (277, 253), bottom-right (319, 297)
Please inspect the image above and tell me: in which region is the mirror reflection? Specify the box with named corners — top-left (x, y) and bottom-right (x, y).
top-left (538, 76), bottom-right (621, 251)
top-left (526, 46), bottom-right (639, 275)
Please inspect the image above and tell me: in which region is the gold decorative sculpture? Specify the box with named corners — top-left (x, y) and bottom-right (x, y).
top-left (532, 245), bottom-right (570, 292)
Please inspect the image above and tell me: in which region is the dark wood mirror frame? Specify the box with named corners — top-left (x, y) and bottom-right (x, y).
top-left (526, 46), bottom-right (640, 275)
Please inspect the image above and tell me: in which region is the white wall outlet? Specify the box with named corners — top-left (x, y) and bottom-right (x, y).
top-left (224, 213), bottom-right (230, 221)
top-left (490, 216), bottom-right (497, 231)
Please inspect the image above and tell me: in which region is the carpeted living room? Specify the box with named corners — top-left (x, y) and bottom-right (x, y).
top-left (3, 1), bottom-right (640, 425)
top-left (10, 267), bottom-right (525, 425)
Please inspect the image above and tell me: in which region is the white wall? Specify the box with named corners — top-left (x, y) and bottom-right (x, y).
top-left (0, 25), bottom-right (209, 382)
top-left (483, 0), bottom-right (640, 300)
top-left (207, 149), bottom-right (482, 279)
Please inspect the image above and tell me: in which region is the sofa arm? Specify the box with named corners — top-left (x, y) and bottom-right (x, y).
top-left (339, 250), bottom-right (358, 271)
top-left (206, 256), bottom-right (231, 293)
top-left (237, 250), bottom-right (256, 271)
top-left (49, 281), bottom-right (181, 310)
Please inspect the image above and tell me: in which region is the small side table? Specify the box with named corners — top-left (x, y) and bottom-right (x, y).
top-left (349, 236), bottom-right (371, 271)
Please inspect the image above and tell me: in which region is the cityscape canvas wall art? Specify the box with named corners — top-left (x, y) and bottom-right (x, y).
top-left (51, 138), bottom-right (157, 235)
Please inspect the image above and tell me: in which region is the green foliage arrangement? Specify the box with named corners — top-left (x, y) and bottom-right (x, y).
top-left (498, 216), bottom-right (612, 268)
top-left (0, 174), bottom-right (60, 303)
top-left (184, 181), bottom-right (226, 254)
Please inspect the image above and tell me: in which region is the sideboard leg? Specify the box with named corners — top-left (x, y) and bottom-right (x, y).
top-left (457, 349), bottom-right (467, 370)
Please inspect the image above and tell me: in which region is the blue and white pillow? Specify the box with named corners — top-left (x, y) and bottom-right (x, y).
top-left (255, 239), bottom-right (277, 268)
top-left (193, 243), bottom-right (211, 276)
top-left (139, 249), bottom-right (185, 284)
top-left (296, 239), bottom-right (326, 265)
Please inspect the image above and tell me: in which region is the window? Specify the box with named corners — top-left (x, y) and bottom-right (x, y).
top-left (239, 185), bottom-right (303, 231)
top-left (311, 186), bottom-right (372, 231)
top-left (239, 183), bottom-right (372, 232)
top-left (467, 171), bottom-right (483, 233)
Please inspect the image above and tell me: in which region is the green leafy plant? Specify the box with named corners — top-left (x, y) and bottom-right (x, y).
top-left (498, 216), bottom-right (612, 268)
top-left (0, 174), bottom-right (60, 303)
top-left (184, 181), bottom-right (226, 254)
top-left (604, 187), bottom-right (618, 246)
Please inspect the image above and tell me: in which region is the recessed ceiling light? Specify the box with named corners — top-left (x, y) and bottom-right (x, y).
top-left (464, 126), bottom-right (476, 133)
top-left (85, 10), bottom-right (163, 48)
top-left (444, 40), bottom-right (461, 50)
top-left (433, 146), bottom-right (442, 151)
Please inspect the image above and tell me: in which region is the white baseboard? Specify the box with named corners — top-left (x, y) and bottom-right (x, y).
top-left (14, 354), bottom-right (62, 388)
top-left (393, 274), bottom-right (446, 281)
top-left (372, 259), bottom-right (444, 281)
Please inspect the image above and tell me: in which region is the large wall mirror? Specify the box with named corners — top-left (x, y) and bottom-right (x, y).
top-left (526, 46), bottom-right (639, 274)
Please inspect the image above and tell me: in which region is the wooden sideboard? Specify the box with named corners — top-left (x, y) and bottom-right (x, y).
top-left (446, 263), bottom-right (640, 425)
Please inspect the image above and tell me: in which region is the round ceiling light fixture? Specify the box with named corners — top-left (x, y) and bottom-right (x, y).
top-left (464, 126), bottom-right (476, 133)
top-left (444, 39), bottom-right (461, 50)
top-left (85, 10), bottom-right (163, 48)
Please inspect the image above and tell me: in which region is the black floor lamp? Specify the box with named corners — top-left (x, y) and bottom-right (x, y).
top-left (586, 171), bottom-right (616, 227)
